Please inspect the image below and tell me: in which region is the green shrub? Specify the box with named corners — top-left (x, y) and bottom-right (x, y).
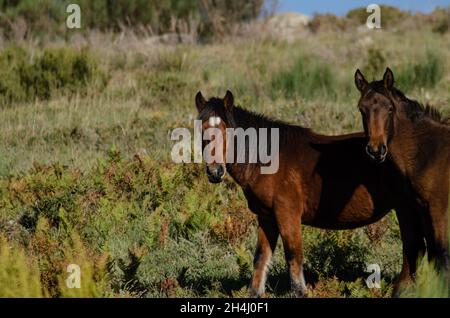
top-left (271, 57), bottom-right (337, 100)
top-left (433, 18), bottom-right (449, 34)
top-left (137, 233), bottom-right (241, 297)
top-left (303, 229), bottom-right (371, 281)
top-left (0, 0), bottom-right (264, 40)
top-left (431, 7), bottom-right (450, 34)
top-left (0, 46), bottom-right (29, 103)
top-left (0, 235), bottom-right (43, 297)
top-left (0, 46), bottom-right (108, 106)
top-left (0, 225), bottom-right (107, 298)
top-left (400, 259), bottom-right (449, 297)
top-left (396, 52), bottom-right (444, 91)
top-left (344, 278), bottom-right (392, 298)
top-left (346, 5), bottom-right (411, 27)
top-left (0, 0), bottom-right (65, 39)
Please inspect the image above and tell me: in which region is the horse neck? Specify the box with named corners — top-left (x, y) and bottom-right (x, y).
top-left (389, 106), bottom-right (448, 175)
top-left (388, 114), bottom-right (418, 174)
top-left (226, 162), bottom-right (259, 188)
top-left (225, 107), bottom-right (288, 188)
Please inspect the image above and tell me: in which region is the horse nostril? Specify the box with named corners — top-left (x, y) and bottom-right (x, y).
top-left (380, 144), bottom-right (387, 156)
top-left (206, 166), bottom-right (225, 178)
top-left (366, 144), bottom-right (375, 156)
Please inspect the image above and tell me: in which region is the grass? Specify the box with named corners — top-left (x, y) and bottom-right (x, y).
top-left (271, 56), bottom-right (338, 100)
top-left (0, 24), bottom-right (449, 298)
top-left (397, 52), bottom-right (444, 91)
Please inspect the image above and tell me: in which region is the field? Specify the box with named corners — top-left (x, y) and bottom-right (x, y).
top-left (0, 5), bottom-right (449, 298)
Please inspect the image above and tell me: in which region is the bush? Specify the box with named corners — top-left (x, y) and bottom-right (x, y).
top-left (346, 5), bottom-right (412, 28)
top-left (433, 19), bottom-right (449, 34)
top-left (271, 56), bottom-right (337, 100)
top-left (303, 229), bottom-right (371, 281)
top-left (396, 52), bottom-right (444, 91)
top-left (0, 46), bottom-right (29, 103)
top-left (309, 6), bottom-right (412, 33)
top-left (0, 0), bottom-right (65, 40)
top-left (400, 259), bottom-right (449, 297)
top-left (0, 46), bottom-right (108, 106)
top-left (0, 227), bottom-right (107, 297)
top-left (0, 235), bottom-right (43, 297)
top-left (0, 0), bottom-right (264, 40)
top-left (431, 7), bottom-right (450, 34)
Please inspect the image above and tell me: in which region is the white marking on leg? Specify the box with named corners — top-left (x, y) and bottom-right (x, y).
top-left (252, 253), bottom-right (272, 296)
top-left (291, 265), bottom-right (307, 296)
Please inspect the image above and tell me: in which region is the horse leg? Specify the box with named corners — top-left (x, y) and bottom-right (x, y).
top-left (425, 198), bottom-right (450, 273)
top-left (274, 205), bottom-right (306, 297)
top-left (249, 216), bottom-right (279, 297)
top-left (393, 207), bottom-right (426, 297)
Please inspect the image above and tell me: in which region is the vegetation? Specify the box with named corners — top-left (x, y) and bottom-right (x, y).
top-left (431, 7), bottom-right (450, 34)
top-left (396, 52), bottom-right (444, 91)
top-left (0, 3), bottom-right (449, 298)
top-left (309, 5), bottom-right (450, 33)
top-left (346, 5), bottom-right (412, 27)
top-left (0, 0), bottom-right (266, 40)
top-left (271, 56), bottom-right (338, 100)
top-left (0, 46), bottom-right (108, 105)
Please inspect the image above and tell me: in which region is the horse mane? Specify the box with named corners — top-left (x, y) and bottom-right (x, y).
top-left (367, 81), bottom-right (449, 125)
top-left (392, 87), bottom-right (448, 124)
top-left (198, 98), bottom-right (313, 146)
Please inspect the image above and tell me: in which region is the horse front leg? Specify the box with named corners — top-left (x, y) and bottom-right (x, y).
top-left (417, 177), bottom-right (450, 277)
top-left (393, 206), bottom-right (426, 297)
top-left (249, 215), bottom-right (279, 297)
top-left (426, 198), bottom-right (450, 273)
top-left (275, 204), bottom-right (306, 297)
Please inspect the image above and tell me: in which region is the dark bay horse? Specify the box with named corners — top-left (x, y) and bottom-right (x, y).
top-left (354, 68), bottom-right (450, 288)
top-left (195, 90), bottom-right (420, 297)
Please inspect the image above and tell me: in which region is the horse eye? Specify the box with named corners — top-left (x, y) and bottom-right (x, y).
top-left (388, 106), bottom-right (394, 113)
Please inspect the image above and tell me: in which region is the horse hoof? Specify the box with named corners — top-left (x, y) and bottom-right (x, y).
top-left (295, 289), bottom-right (307, 298)
top-left (292, 285), bottom-right (308, 298)
top-left (249, 287), bottom-right (264, 298)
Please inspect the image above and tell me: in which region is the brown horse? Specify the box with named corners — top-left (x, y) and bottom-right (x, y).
top-left (195, 90), bottom-right (422, 297)
top-left (354, 68), bottom-right (450, 286)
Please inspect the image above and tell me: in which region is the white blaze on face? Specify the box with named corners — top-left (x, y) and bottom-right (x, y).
top-left (204, 116), bottom-right (224, 164)
top-left (208, 116), bottom-right (221, 127)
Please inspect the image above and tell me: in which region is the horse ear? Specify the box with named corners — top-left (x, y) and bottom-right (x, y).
top-left (195, 91), bottom-right (206, 112)
top-left (223, 90), bottom-right (234, 111)
top-left (383, 67), bottom-right (394, 90)
top-left (354, 69), bottom-right (368, 93)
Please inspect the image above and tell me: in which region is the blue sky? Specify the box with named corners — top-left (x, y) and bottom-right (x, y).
top-left (277, 0), bottom-right (450, 16)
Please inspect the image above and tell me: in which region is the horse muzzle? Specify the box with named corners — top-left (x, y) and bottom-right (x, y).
top-left (206, 165), bottom-right (225, 183)
top-left (366, 143), bottom-right (387, 163)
